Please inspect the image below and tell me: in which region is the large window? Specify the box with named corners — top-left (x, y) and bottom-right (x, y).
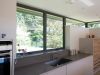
top-left (47, 14), bottom-right (63, 49)
top-left (17, 7), bottom-right (43, 53)
top-left (16, 6), bottom-right (64, 54)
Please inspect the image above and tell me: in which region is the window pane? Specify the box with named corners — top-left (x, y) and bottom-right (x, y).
top-left (66, 18), bottom-right (85, 28)
top-left (16, 7), bottom-right (43, 53)
top-left (88, 22), bottom-right (100, 28)
top-left (47, 14), bottom-right (63, 49)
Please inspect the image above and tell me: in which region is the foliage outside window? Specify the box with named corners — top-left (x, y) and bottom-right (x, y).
top-left (16, 7), bottom-right (64, 54)
top-left (47, 14), bottom-right (63, 49)
top-left (88, 22), bottom-right (100, 28)
top-left (66, 18), bottom-right (85, 28)
top-left (17, 7), bottom-right (43, 53)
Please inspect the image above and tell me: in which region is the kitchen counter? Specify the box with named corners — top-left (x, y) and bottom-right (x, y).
top-left (15, 53), bottom-right (92, 75)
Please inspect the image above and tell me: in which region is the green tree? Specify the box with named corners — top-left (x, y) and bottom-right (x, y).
top-left (47, 18), bottom-right (63, 48)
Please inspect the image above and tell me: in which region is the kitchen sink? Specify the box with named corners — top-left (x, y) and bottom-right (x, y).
top-left (45, 58), bottom-right (72, 67)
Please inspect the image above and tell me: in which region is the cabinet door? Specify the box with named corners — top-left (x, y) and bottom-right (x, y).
top-left (47, 66), bottom-right (66, 75)
top-left (40, 73), bottom-right (48, 75)
top-left (41, 66), bottom-right (66, 75)
top-left (93, 39), bottom-right (100, 71)
top-left (67, 56), bottom-right (93, 75)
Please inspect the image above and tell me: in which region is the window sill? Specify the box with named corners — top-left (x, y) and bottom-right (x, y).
top-left (16, 49), bottom-right (64, 59)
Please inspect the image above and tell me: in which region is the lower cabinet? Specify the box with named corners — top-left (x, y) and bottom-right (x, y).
top-left (41, 56), bottom-right (93, 75)
top-left (40, 65), bottom-right (66, 75)
top-left (67, 56), bottom-right (93, 75)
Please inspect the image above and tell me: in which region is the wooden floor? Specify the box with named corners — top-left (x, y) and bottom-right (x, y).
top-left (95, 71), bottom-right (100, 75)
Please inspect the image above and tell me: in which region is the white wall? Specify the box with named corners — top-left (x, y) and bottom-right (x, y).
top-left (0, 1), bottom-right (16, 75)
top-left (0, 0), bottom-right (16, 56)
top-left (0, 0), bottom-right (16, 39)
top-left (89, 28), bottom-right (100, 38)
top-left (65, 25), bottom-right (89, 51)
top-left (65, 26), bottom-right (70, 49)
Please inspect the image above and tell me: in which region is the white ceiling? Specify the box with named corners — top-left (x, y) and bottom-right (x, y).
top-left (17, 0), bottom-right (100, 22)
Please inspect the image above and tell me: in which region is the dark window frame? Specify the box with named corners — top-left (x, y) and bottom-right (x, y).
top-left (17, 3), bottom-right (85, 55)
top-left (85, 23), bottom-right (88, 28)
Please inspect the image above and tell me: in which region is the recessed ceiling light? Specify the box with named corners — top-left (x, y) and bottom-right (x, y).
top-left (80, 0), bottom-right (94, 7)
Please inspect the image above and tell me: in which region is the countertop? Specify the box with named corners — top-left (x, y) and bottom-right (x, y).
top-left (15, 53), bottom-right (92, 75)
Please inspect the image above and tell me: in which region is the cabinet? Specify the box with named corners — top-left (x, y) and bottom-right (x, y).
top-left (79, 38), bottom-right (100, 72)
top-left (67, 56), bottom-right (93, 75)
top-left (41, 56), bottom-right (93, 75)
top-left (40, 65), bottom-right (66, 75)
top-left (93, 39), bottom-right (100, 72)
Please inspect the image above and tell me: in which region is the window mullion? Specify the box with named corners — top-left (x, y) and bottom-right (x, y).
top-left (63, 17), bottom-right (66, 49)
top-left (85, 23), bottom-right (88, 28)
top-left (43, 12), bottom-right (47, 51)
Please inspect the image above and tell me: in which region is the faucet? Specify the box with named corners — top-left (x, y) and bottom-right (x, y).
top-left (49, 52), bottom-right (59, 60)
top-left (54, 52), bottom-right (60, 59)
top-left (50, 53), bottom-right (54, 60)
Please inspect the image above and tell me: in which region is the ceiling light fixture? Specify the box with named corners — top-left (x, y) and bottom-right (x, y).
top-left (80, 0), bottom-right (94, 7)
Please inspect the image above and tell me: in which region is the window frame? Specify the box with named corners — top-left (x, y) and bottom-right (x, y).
top-left (16, 7), bottom-right (44, 53)
top-left (17, 3), bottom-right (85, 55)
